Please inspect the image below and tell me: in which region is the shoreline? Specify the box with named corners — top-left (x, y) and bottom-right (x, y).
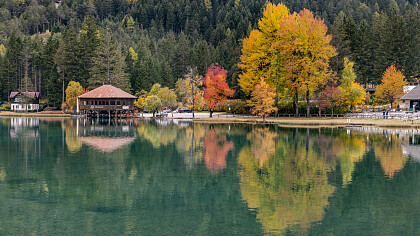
top-left (2, 112), bottom-right (420, 128)
top-left (189, 117), bottom-right (420, 128)
top-left (0, 111), bottom-right (70, 117)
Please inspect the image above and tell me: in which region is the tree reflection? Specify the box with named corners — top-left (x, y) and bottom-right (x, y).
top-left (338, 132), bottom-right (366, 185)
top-left (203, 128), bottom-right (234, 173)
top-left (372, 134), bottom-right (407, 178)
top-left (238, 127), bottom-right (337, 234)
top-left (63, 119), bottom-right (82, 153)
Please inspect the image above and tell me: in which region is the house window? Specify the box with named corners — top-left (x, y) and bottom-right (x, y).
top-left (95, 101), bottom-right (97, 105)
top-left (117, 101), bottom-right (120, 105)
top-left (91, 101), bottom-right (93, 105)
top-left (123, 101), bottom-right (126, 105)
top-left (106, 101), bottom-right (109, 105)
top-left (111, 101), bottom-right (115, 105)
top-left (84, 101), bottom-right (87, 105)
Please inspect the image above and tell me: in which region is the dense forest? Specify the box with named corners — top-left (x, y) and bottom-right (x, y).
top-left (0, 0), bottom-right (419, 108)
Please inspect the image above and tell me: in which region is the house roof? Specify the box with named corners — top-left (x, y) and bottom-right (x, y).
top-left (78, 85), bottom-right (136, 99)
top-left (401, 85), bottom-right (420, 100)
top-left (10, 92), bottom-right (40, 99)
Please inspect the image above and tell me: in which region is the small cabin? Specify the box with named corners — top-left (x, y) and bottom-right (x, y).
top-left (78, 85), bottom-right (137, 117)
top-left (401, 85), bottom-right (420, 110)
top-left (10, 92), bottom-right (40, 112)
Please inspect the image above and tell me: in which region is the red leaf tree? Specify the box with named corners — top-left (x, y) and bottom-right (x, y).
top-left (318, 86), bottom-right (345, 117)
top-left (203, 63), bottom-right (235, 117)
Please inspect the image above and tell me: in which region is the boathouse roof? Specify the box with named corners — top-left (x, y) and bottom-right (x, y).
top-left (78, 85), bottom-right (136, 99)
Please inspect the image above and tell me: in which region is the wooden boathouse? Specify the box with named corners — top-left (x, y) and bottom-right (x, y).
top-left (77, 85), bottom-right (137, 118)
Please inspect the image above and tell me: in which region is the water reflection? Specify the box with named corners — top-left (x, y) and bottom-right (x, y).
top-left (238, 127), bottom-right (337, 234)
top-left (63, 118), bottom-right (137, 153)
top-left (0, 118), bottom-right (420, 235)
top-left (203, 128), bottom-right (234, 173)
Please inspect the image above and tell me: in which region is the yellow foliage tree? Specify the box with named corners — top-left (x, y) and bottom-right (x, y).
top-left (339, 58), bottom-right (365, 112)
top-left (238, 3), bottom-right (289, 97)
top-left (175, 72), bottom-right (205, 111)
top-left (248, 78), bottom-right (277, 121)
top-left (65, 81), bottom-right (84, 112)
top-left (277, 9), bottom-right (337, 116)
top-left (0, 44), bottom-right (6, 56)
top-left (375, 65), bottom-right (407, 108)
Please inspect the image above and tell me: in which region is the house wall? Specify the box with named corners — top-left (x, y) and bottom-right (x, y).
top-left (11, 103), bottom-right (40, 111)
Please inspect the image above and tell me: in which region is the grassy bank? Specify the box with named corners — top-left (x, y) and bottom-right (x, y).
top-left (0, 111), bottom-right (70, 117)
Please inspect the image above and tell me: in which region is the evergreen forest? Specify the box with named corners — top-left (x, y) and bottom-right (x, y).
top-left (0, 0), bottom-right (419, 109)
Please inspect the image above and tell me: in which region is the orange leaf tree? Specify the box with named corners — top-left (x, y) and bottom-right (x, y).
top-left (375, 65), bottom-right (407, 108)
top-left (276, 9), bottom-right (337, 117)
top-left (248, 78), bottom-right (277, 120)
top-left (203, 63), bottom-right (235, 117)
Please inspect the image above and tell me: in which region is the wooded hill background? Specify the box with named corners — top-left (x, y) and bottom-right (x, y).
top-left (0, 0), bottom-right (419, 108)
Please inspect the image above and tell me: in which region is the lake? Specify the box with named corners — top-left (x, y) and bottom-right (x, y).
top-left (0, 117), bottom-right (420, 235)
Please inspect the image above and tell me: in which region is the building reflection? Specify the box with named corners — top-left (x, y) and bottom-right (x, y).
top-left (64, 118), bottom-right (136, 153)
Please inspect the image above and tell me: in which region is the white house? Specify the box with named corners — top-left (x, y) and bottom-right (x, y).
top-left (10, 92), bottom-right (40, 112)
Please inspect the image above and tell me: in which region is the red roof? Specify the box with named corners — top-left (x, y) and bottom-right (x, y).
top-left (10, 92), bottom-right (40, 99)
top-left (78, 85), bottom-right (136, 99)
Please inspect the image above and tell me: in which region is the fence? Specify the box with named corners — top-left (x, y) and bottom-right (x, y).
top-left (345, 112), bottom-right (420, 121)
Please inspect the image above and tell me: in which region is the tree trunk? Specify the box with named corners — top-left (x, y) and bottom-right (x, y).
top-left (263, 114), bottom-right (265, 121)
top-left (274, 96), bottom-right (279, 117)
top-left (306, 90), bottom-right (310, 117)
top-left (210, 109), bottom-right (213, 118)
top-left (331, 106), bottom-right (334, 118)
top-left (294, 93), bottom-right (299, 117)
top-left (153, 111), bottom-right (155, 117)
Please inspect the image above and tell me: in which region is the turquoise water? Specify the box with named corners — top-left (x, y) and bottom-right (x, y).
top-left (0, 117), bottom-right (419, 235)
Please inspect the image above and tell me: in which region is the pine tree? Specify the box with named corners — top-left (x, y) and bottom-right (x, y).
top-left (89, 30), bottom-right (131, 92)
top-left (43, 34), bottom-right (61, 108)
top-left (78, 16), bottom-right (100, 88)
top-left (0, 33), bottom-right (22, 100)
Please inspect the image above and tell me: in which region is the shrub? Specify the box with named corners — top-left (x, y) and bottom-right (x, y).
top-left (218, 100), bottom-right (250, 114)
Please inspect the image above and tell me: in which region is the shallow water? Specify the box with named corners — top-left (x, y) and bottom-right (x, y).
top-left (0, 117), bottom-right (419, 235)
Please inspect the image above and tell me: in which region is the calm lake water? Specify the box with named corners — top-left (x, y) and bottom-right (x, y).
top-left (1, 117), bottom-right (420, 235)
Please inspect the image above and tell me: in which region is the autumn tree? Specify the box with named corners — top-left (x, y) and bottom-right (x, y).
top-left (144, 95), bottom-right (162, 117)
top-left (318, 86), bottom-right (345, 117)
top-left (157, 87), bottom-right (178, 111)
top-left (175, 68), bottom-right (205, 112)
top-left (149, 83), bottom-right (161, 96)
top-left (203, 63), bottom-right (234, 117)
top-left (277, 9), bottom-right (337, 117)
top-left (375, 65), bottom-right (407, 108)
top-left (248, 78), bottom-right (277, 121)
top-left (238, 3), bottom-right (289, 111)
top-left (65, 81), bottom-right (84, 112)
top-left (339, 58), bottom-right (365, 112)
